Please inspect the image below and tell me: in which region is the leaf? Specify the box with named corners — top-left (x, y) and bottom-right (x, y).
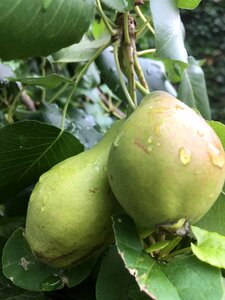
top-left (0, 0), bottom-right (95, 60)
top-left (196, 193), bottom-right (225, 236)
top-left (138, 58), bottom-right (177, 97)
top-left (42, 0), bottom-right (53, 10)
top-left (164, 60), bottom-right (184, 83)
top-left (101, 0), bottom-right (134, 12)
top-left (15, 103), bottom-right (103, 150)
top-left (96, 246), bottom-right (132, 300)
top-left (96, 246), bottom-right (148, 300)
top-left (4, 186), bottom-right (33, 218)
top-left (208, 121), bottom-right (225, 150)
top-left (178, 56), bottom-right (211, 120)
top-left (2, 228), bottom-right (60, 291)
top-left (68, 108), bottom-right (103, 149)
top-left (2, 228), bottom-right (96, 291)
top-left (92, 19), bottom-right (107, 39)
top-left (61, 258), bottom-right (97, 289)
top-left (15, 102), bottom-right (73, 130)
top-left (0, 217), bottom-right (25, 248)
top-left (177, 0), bottom-right (202, 10)
top-left (8, 74), bottom-right (75, 89)
top-left (0, 63), bottom-right (15, 84)
top-left (51, 34), bottom-right (111, 63)
top-left (128, 281), bottom-right (151, 300)
top-left (0, 121), bottom-right (83, 201)
top-left (113, 213), bottom-right (224, 300)
top-left (0, 285), bottom-right (46, 300)
top-left (191, 226), bottom-right (225, 269)
top-left (150, 0), bottom-right (188, 64)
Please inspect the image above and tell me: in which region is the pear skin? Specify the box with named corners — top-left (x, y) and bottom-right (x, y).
top-left (25, 120), bottom-right (123, 268)
top-left (108, 91), bottom-right (225, 234)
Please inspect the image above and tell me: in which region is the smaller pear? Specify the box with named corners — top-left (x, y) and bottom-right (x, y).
top-left (25, 120), bottom-right (123, 268)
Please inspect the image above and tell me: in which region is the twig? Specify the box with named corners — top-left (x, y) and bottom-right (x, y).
top-left (98, 87), bottom-right (125, 119)
top-left (21, 91), bottom-right (36, 111)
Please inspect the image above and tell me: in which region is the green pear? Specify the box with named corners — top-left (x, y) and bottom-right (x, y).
top-left (25, 120), bottom-right (123, 268)
top-left (108, 91), bottom-right (225, 234)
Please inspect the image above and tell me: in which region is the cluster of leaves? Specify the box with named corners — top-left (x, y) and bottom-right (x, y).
top-left (0, 0), bottom-right (225, 299)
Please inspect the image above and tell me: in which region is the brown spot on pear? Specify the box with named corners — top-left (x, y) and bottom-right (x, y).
top-left (108, 91), bottom-right (225, 235)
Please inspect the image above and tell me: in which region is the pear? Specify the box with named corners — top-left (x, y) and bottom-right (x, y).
top-left (25, 120), bottom-right (123, 268)
top-left (108, 91), bottom-right (225, 234)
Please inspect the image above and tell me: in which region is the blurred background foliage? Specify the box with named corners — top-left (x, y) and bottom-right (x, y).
top-left (181, 0), bottom-right (225, 121)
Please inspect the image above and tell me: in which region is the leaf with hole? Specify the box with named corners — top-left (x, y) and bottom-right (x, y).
top-left (2, 228), bottom-right (96, 291)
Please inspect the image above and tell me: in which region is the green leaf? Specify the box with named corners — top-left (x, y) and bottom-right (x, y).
top-left (96, 246), bottom-right (148, 300)
top-left (96, 246), bottom-right (132, 300)
top-left (0, 0), bottom-right (95, 60)
top-left (51, 34), bottom-right (111, 63)
top-left (0, 217), bottom-right (25, 248)
top-left (92, 19), bottom-right (107, 39)
top-left (0, 285), bottom-right (46, 300)
top-left (178, 56), bottom-right (211, 120)
top-left (164, 60), bottom-right (184, 83)
top-left (150, 0), bottom-right (188, 64)
top-left (177, 0), bottom-right (201, 10)
top-left (113, 213), bottom-right (224, 300)
top-left (8, 74), bottom-right (75, 89)
top-left (0, 121), bottom-right (83, 201)
top-left (208, 121), bottom-right (225, 150)
top-left (42, 0), bottom-right (53, 10)
top-left (196, 193), bottom-right (225, 236)
top-left (0, 63), bottom-right (15, 84)
top-left (191, 226), bottom-right (225, 269)
top-left (15, 102), bottom-right (73, 131)
top-left (101, 0), bottom-right (134, 12)
top-left (2, 228), bottom-right (96, 291)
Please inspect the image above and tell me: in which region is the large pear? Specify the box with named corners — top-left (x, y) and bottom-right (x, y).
top-left (108, 91), bottom-right (225, 233)
top-left (25, 121), bottom-right (123, 268)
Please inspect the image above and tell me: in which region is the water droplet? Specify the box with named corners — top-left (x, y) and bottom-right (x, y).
top-left (151, 107), bottom-right (166, 114)
top-left (148, 137), bottom-right (153, 144)
top-left (19, 145), bottom-right (23, 149)
top-left (40, 275), bottom-right (63, 292)
top-left (175, 104), bottom-right (184, 110)
top-left (208, 143), bottom-right (225, 168)
top-left (179, 147), bottom-right (192, 166)
top-left (94, 162), bottom-right (100, 172)
top-left (147, 137), bottom-right (154, 152)
top-left (197, 129), bottom-right (204, 137)
top-left (114, 135), bottom-right (121, 147)
top-left (41, 195), bottom-right (48, 212)
top-left (155, 123), bottom-right (162, 137)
